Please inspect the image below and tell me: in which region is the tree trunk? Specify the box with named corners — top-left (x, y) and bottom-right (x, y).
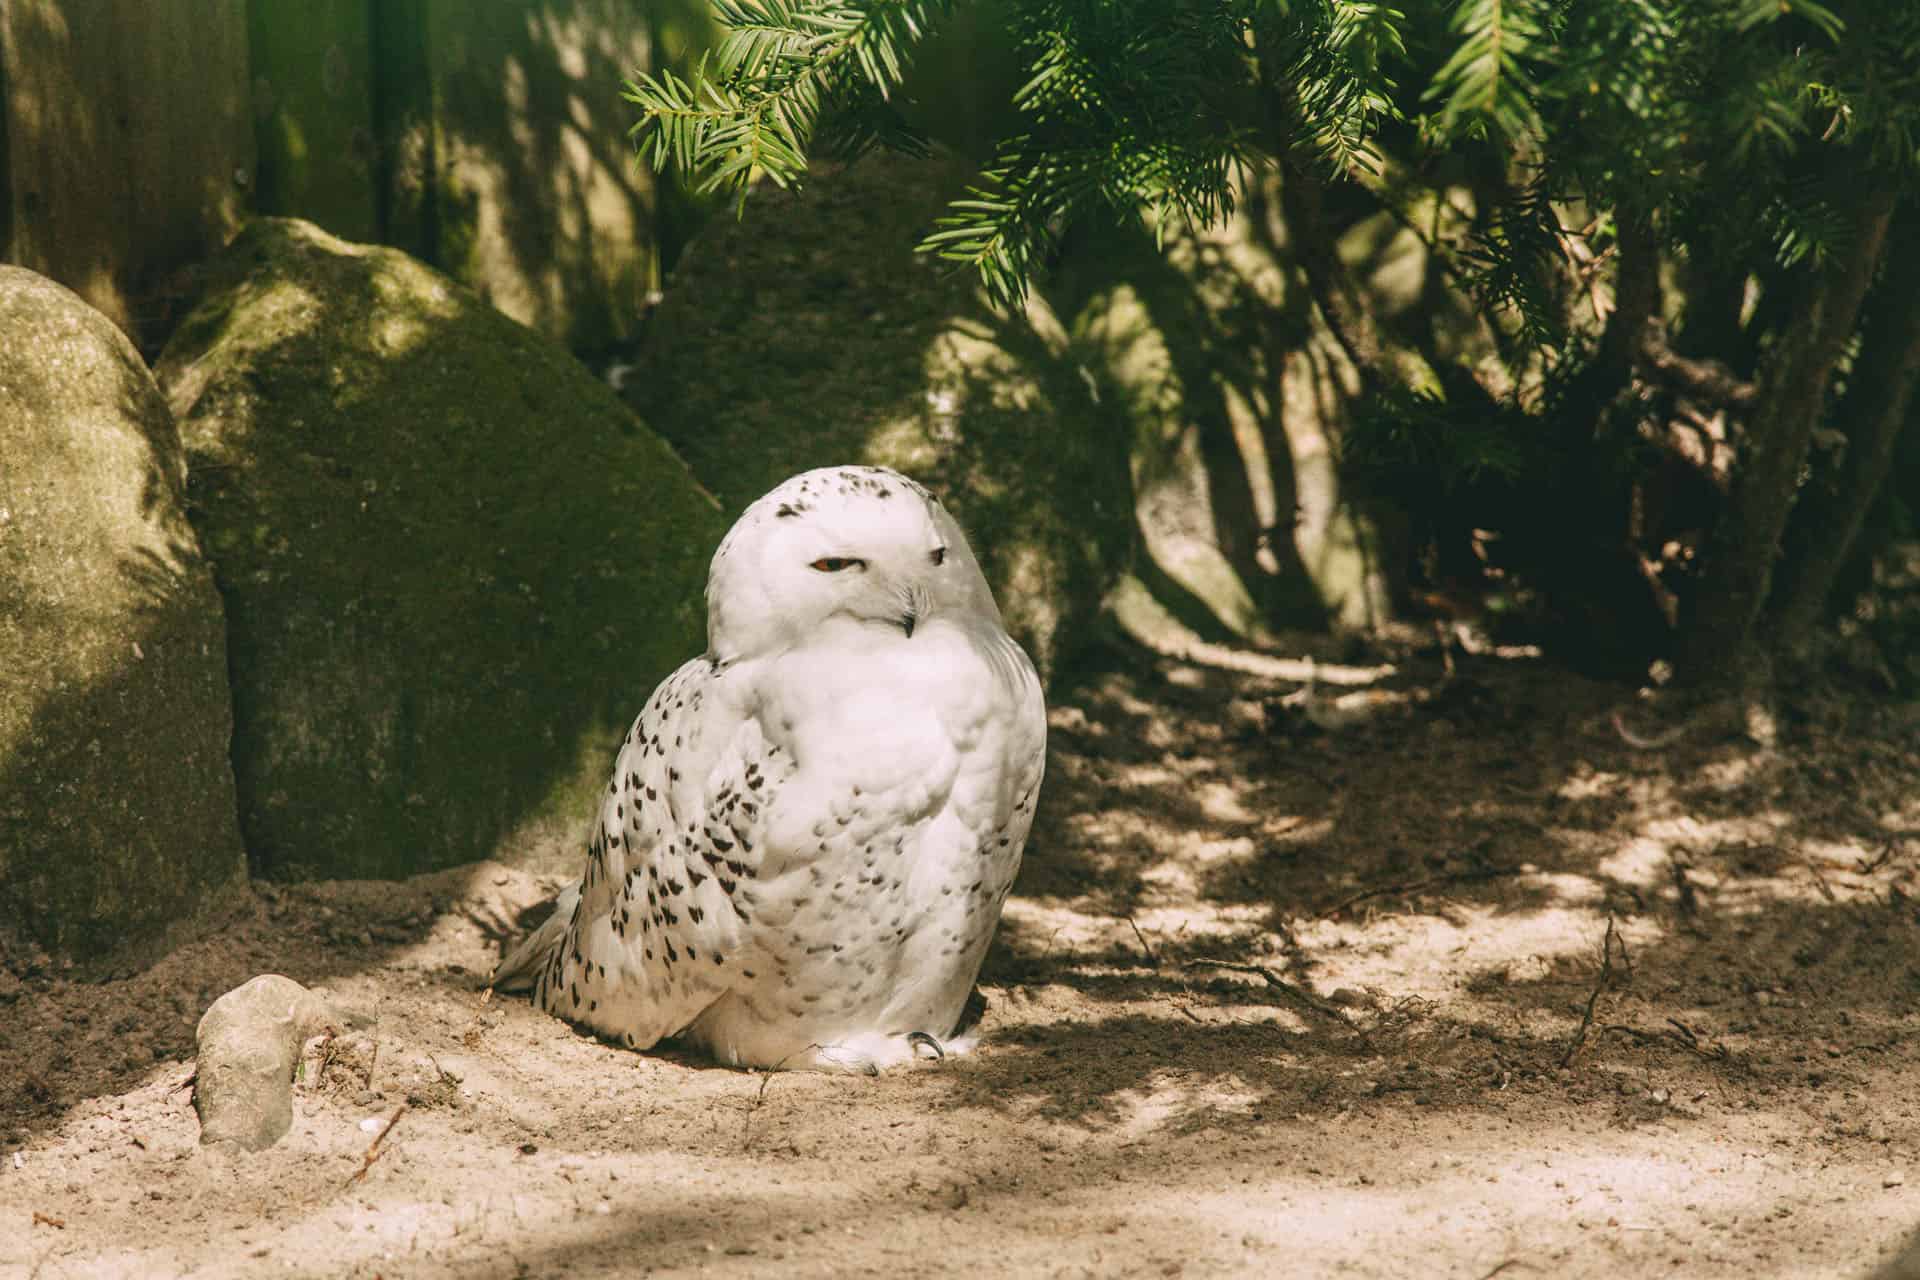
top-left (1767, 204), bottom-right (1920, 649)
top-left (1596, 210), bottom-right (1661, 394)
top-left (1551, 206), bottom-right (1663, 440)
top-left (1258, 66), bottom-right (1438, 400)
top-left (1672, 182), bottom-right (1896, 687)
top-left (1277, 157), bottom-right (1391, 393)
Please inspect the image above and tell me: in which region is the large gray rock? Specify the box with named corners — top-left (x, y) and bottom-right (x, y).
top-left (156, 218), bottom-right (727, 880)
top-left (629, 152), bottom-right (1135, 685)
top-left (0, 267), bottom-right (249, 972)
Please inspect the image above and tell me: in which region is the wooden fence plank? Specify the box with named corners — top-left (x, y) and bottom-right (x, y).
top-left (0, 0), bottom-right (251, 346)
top-left (248, 0), bottom-right (378, 242)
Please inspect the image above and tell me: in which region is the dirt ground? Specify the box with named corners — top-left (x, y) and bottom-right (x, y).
top-left (3, 635), bottom-right (1919, 1279)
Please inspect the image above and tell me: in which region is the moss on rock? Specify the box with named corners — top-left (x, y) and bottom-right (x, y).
top-left (0, 267), bottom-right (250, 970)
top-left (628, 152), bottom-right (1134, 685)
top-left (157, 218), bottom-right (725, 880)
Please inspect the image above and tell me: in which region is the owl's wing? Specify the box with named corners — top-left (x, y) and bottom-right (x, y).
top-left (494, 656), bottom-right (786, 1049)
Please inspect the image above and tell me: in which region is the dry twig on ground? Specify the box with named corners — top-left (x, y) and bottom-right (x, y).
top-left (1603, 1017), bottom-right (1747, 1071)
top-left (1804, 860), bottom-right (1838, 902)
top-left (1124, 915), bottom-right (1160, 966)
top-left (1187, 959), bottom-right (1365, 1037)
top-left (1560, 916), bottom-right (1625, 1068)
top-left (345, 1103), bottom-right (408, 1188)
top-left (1860, 838), bottom-right (1906, 874)
top-left (1476, 1258), bottom-right (1534, 1280)
top-left (1319, 867), bottom-right (1517, 919)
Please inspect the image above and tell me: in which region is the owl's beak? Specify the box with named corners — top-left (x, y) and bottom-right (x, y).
top-left (901, 584), bottom-right (931, 638)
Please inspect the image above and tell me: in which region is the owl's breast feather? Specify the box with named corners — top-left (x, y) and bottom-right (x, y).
top-left (753, 617), bottom-right (1030, 800)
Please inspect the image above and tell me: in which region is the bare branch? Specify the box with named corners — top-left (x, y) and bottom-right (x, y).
top-left (1636, 325), bottom-right (1759, 410)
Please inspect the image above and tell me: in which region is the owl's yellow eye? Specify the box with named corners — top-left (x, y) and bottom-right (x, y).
top-left (810, 556), bottom-right (866, 573)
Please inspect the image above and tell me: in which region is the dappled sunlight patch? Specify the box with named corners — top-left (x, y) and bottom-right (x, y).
top-left (364, 282), bottom-right (452, 357)
top-left (161, 278), bottom-right (323, 454)
top-left (1696, 751), bottom-right (1770, 792)
top-left (1046, 703), bottom-right (1106, 738)
top-left (1129, 901), bottom-right (1279, 951)
top-left (1158, 662), bottom-right (1214, 689)
top-left (1642, 812), bottom-right (1789, 849)
top-left (1182, 832), bottom-right (1261, 868)
top-left (1556, 766), bottom-right (1624, 802)
top-left (1596, 837), bottom-right (1670, 888)
top-left (1520, 865), bottom-right (1615, 904)
top-left (1089, 751), bottom-right (1226, 798)
top-left (1074, 755), bottom-right (1267, 824)
top-left (1101, 690), bottom-right (1190, 749)
top-left (1036, 799), bottom-right (1276, 902)
top-left (1135, 836), bottom-right (1264, 902)
top-left (1881, 800), bottom-right (1920, 832)
top-left (1052, 1073), bottom-right (1279, 1143)
top-left (999, 896), bottom-right (1273, 962)
top-left (1684, 867), bottom-right (1857, 915)
top-left (1155, 1131), bottom-right (1918, 1271)
top-left (368, 257), bottom-right (462, 326)
top-left (1268, 815), bottom-right (1335, 847)
top-left (1801, 834), bottom-right (1896, 865)
top-left (861, 415), bottom-right (942, 472)
top-left (1287, 904), bottom-right (1664, 1005)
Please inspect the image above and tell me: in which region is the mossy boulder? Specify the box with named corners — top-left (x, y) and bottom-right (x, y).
top-left (629, 153), bottom-right (1134, 685)
top-left (0, 267), bottom-right (249, 970)
top-left (156, 218), bottom-right (725, 880)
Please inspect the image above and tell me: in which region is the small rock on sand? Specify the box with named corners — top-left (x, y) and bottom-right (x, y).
top-left (193, 974), bottom-right (337, 1151)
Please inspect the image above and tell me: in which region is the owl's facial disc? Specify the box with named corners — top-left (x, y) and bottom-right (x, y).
top-left (802, 531), bottom-right (938, 638)
top-left (706, 466), bottom-right (1003, 662)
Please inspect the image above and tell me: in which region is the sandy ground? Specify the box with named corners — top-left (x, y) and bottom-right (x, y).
top-left (4, 637), bottom-right (1919, 1279)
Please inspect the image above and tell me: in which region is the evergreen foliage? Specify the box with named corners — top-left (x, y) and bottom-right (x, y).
top-left (628, 0), bottom-right (1920, 686)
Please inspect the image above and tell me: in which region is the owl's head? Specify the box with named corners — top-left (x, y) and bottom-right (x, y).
top-left (705, 466), bottom-right (1001, 662)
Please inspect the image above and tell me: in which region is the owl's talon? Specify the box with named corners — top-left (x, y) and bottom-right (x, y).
top-left (907, 1031), bottom-right (946, 1060)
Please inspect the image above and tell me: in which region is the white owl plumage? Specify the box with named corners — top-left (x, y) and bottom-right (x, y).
top-left (494, 465), bottom-right (1047, 1071)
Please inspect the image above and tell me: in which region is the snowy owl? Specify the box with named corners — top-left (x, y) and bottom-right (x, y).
top-left (494, 465), bottom-right (1047, 1072)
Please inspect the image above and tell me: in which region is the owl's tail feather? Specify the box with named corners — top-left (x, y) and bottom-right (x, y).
top-left (490, 883), bottom-right (581, 993)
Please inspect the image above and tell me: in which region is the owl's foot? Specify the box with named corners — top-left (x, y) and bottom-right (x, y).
top-left (713, 1027), bottom-right (973, 1072)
